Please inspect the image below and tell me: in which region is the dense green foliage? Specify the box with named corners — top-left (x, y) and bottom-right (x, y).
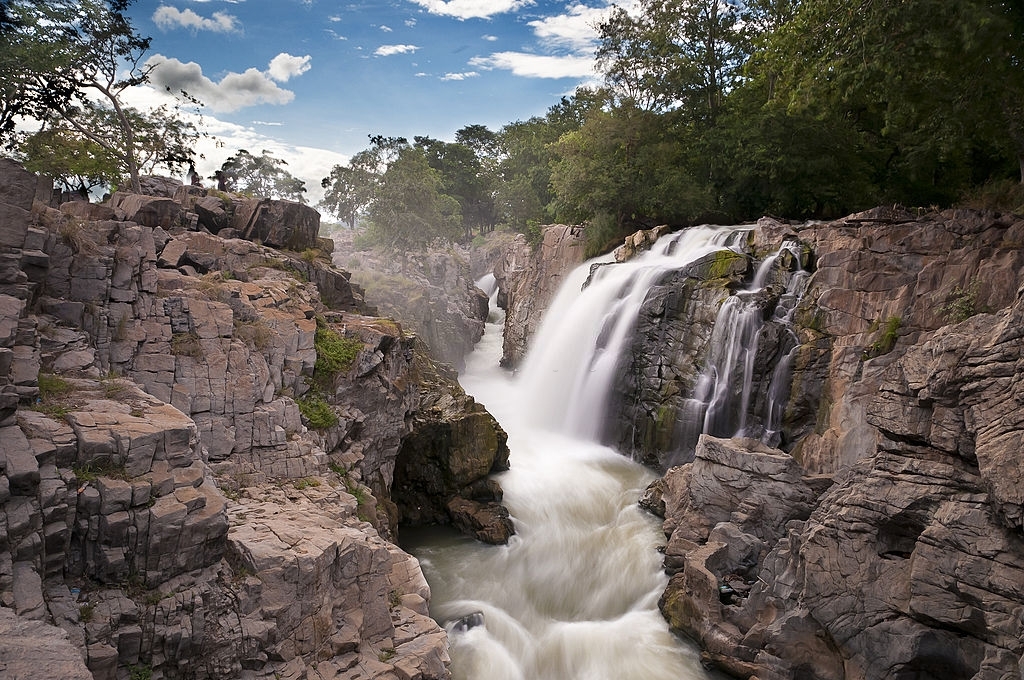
top-left (1, 0), bottom-right (199, 193)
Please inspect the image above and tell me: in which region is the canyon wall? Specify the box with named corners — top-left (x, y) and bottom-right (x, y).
top-left (0, 160), bottom-right (510, 680)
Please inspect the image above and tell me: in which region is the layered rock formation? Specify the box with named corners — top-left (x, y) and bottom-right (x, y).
top-left (648, 209), bottom-right (1024, 679)
top-left (492, 224), bottom-right (585, 367)
top-left (0, 161), bottom-right (511, 679)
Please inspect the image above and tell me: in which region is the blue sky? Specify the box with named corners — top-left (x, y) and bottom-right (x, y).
top-left (123, 0), bottom-right (621, 204)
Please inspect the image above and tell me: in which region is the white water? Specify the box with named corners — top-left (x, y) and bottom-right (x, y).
top-left (404, 233), bottom-right (748, 680)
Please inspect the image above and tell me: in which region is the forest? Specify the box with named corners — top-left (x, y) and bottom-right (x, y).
top-left (3, 0), bottom-right (1023, 257)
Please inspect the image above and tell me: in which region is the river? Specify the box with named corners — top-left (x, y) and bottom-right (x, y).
top-left (403, 230), bottom-right (748, 680)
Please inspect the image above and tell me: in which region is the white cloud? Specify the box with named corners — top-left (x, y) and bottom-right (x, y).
top-left (146, 53), bottom-right (311, 112)
top-left (407, 0), bottom-right (534, 20)
top-left (375, 44), bottom-right (419, 56)
top-left (252, 120), bottom-right (284, 126)
top-left (153, 6), bottom-right (239, 33)
top-left (463, 2), bottom-right (623, 81)
top-left (267, 53), bottom-right (312, 82)
top-left (528, 3), bottom-right (606, 51)
top-left (380, 24), bottom-right (393, 32)
top-left (328, 15), bottom-right (342, 22)
top-left (116, 85), bottom-right (348, 209)
top-left (482, 34), bottom-right (498, 42)
top-left (469, 52), bottom-right (596, 79)
top-left (405, 19), bottom-right (417, 27)
top-left (440, 71), bottom-right (479, 81)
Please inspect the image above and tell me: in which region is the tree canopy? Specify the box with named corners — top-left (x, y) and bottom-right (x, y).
top-left (218, 149), bottom-right (307, 202)
top-left (2, 0), bottom-right (199, 192)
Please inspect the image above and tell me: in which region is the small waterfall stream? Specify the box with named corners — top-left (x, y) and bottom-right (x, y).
top-left (404, 227), bottom-right (804, 678)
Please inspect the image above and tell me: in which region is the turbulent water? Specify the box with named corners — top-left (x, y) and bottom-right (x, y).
top-left (403, 231), bottom-right (753, 680)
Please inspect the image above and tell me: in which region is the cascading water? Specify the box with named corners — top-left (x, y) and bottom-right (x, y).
top-left (685, 238), bottom-right (808, 450)
top-left (405, 227), bottom-right (804, 678)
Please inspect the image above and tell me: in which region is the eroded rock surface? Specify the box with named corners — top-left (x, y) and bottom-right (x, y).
top-left (0, 162), bottom-right (513, 679)
top-left (651, 209), bottom-right (1024, 680)
top-left (492, 224), bottom-right (585, 367)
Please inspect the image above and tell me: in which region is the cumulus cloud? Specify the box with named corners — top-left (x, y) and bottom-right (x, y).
top-left (469, 52), bottom-right (596, 79)
top-left (153, 6), bottom-right (239, 33)
top-left (375, 44), bottom-right (419, 56)
top-left (267, 53), bottom-right (312, 82)
top-left (464, 2), bottom-right (623, 80)
top-left (528, 3), bottom-right (607, 51)
top-left (407, 0), bottom-right (534, 20)
top-left (146, 53), bottom-right (312, 112)
top-left (482, 34), bottom-right (498, 42)
top-left (440, 71), bottom-right (479, 81)
top-left (380, 24), bottom-right (393, 32)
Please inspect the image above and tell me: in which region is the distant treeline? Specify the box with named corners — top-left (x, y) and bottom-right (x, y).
top-left (322, 0), bottom-right (1023, 255)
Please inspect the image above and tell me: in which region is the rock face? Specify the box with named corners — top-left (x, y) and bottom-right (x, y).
top-left (650, 208), bottom-right (1024, 680)
top-left (0, 163), bottom-right (512, 679)
top-left (330, 229), bottom-right (488, 371)
top-left (493, 224), bottom-right (585, 367)
top-left (393, 350), bottom-right (513, 544)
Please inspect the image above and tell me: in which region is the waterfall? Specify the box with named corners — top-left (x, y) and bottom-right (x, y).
top-left (405, 231), bottom-right (806, 679)
top-left (516, 226), bottom-right (750, 439)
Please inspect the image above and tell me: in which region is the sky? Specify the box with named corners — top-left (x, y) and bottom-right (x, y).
top-left (122, 0), bottom-right (625, 208)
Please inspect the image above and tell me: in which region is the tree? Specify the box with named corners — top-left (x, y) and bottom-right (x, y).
top-left (595, 0), bottom-right (746, 124)
top-left (765, 0), bottom-right (1024, 197)
top-left (366, 146), bottom-right (461, 253)
top-left (219, 149), bottom-right (307, 202)
top-left (19, 103), bottom-right (198, 194)
top-left (414, 135), bottom-right (494, 238)
top-left (0, 0), bottom-right (188, 193)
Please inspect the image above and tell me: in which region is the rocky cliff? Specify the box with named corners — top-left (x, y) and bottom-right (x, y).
top-left (0, 160), bottom-right (510, 680)
top-left (328, 229), bottom-right (488, 372)
top-left (492, 224), bottom-right (585, 367)
top-left (493, 208), bottom-right (1024, 678)
top-left (647, 209), bottom-right (1024, 679)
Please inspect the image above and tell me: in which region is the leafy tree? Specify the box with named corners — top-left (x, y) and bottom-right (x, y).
top-left (18, 126), bottom-right (114, 198)
top-left (0, 0), bottom-right (191, 193)
top-left (414, 135), bottom-right (494, 237)
top-left (550, 103), bottom-right (712, 252)
top-left (493, 90), bottom-right (604, 231)
top-left (366, 146), bottom-right (461, 252)
top-left (219, 149), bottom-right (307, 202)
top-left (596, 0), bottom-right (746, 124)
top-left (20, 103), bottom-right (198, 194)
top-left (765, 0), bottom-right (1024, 199)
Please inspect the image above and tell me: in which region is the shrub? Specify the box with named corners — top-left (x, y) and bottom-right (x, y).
top-left (297, 394), bottom-right (338, 429)
top-left (941, 280), bottom-right (981, 323)
top-left (170, 332), bottom-right (203, 358)
top-left (314, 320), bottom-right (362, 383)
top-left (866, 315), bottom-right (901, 357)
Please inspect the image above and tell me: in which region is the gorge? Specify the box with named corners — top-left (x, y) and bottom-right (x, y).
top-left (1, 156), bottom-right (1023, 680)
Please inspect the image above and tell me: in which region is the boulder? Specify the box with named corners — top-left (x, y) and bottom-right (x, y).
top-left (109, 193), bottom-right (182, 229)
top-left (232, 197), bottom-right (320, 251)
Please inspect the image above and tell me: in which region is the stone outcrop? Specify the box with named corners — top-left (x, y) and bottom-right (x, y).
top-left (329, 229), bottom-right (489, 371)
top-left (0, 162), bottom-right (512, 679)
top-left (393, 350), bottom-right (512, 543)
top-left (776, 207), bottom-right (1024, 473)
top-left (648, 208), bottom-right (1024, 679)
top-left (492, 224), bottom-right (585, 367)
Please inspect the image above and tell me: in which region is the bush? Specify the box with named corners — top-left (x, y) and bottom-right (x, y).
top-left (314, 320), bottom-right (362, 382)
top-left (297, 394), bottom-right (338, 429)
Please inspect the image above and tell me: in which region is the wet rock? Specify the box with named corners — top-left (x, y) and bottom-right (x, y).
top-left (446, 497), bottom-right (515, 545)
top-left (493, 224), bottom-right (586, 367)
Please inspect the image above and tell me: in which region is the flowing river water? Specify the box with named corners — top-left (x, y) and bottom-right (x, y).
top-left (403, 229), bottom-right (754, 680)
